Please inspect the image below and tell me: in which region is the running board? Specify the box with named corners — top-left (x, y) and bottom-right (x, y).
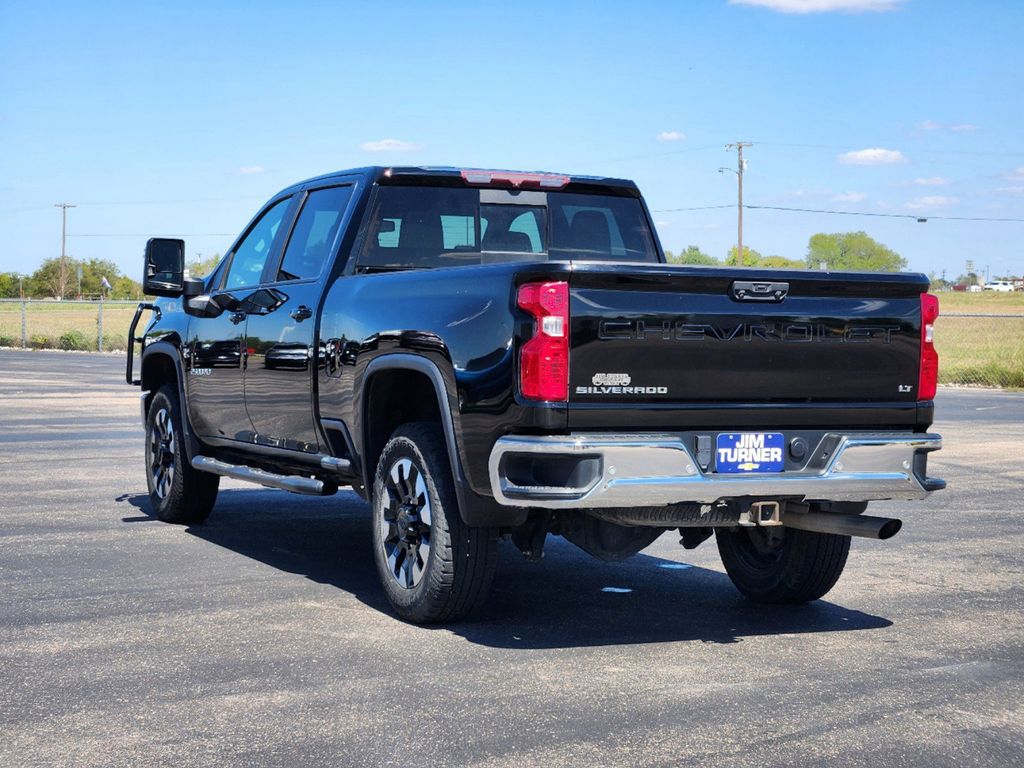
top-left (191, 456), bottom-right (326, 496)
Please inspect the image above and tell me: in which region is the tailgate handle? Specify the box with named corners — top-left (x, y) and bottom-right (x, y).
top-left (730, 281), bottom-right (789, 302)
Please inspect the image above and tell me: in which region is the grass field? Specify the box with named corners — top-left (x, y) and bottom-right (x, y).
top-left (935, 290), bottom-right (1024, 315)
top-left (0, 301), bottom-right (137, 352)
top-left (1, 293), bottom-right (1022, 388)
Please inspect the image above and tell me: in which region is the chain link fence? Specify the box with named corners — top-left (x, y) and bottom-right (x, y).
top-left (0, 299), bottom-right (138, 352)
top-left (938, 313), bottom-right (1024, 389)
top-left (1, 300), bottom-right (1022, 389)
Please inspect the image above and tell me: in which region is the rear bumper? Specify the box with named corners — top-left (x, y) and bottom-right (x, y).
top-left (488, 432), bottom-right (943, 508)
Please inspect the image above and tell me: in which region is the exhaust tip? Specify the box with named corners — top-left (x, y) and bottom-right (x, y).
top-left (878, 518), bottom-right (902, 540)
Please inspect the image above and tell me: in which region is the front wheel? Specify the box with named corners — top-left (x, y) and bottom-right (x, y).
top-left (145, 386), bottom-right (219, 524)
top-left (715, 525), bottom-right (851, 604)
top-left (371, 423), bottom-right (498, 623)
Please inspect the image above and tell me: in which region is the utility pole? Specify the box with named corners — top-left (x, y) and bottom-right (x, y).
top-left (722, 142), bottom-right (752, 266)
top-left (54, 203), bottom-right (76, 299)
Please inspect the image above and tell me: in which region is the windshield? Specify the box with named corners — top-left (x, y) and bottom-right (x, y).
top-left (357, 185), bottom-right (658, 270)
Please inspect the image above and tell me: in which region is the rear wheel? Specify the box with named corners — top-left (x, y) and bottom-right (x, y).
top-left (145, 386), bottom-right (219, 524)
top-left (715, 525), bottom-right (850, 604)
top-left (371, 422), bottom-right (498, 623)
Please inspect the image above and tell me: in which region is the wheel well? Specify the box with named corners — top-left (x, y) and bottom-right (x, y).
top-left (141, 352), bottom-right (178, 414)
top-left (363, 368), bottom-right (443, 479)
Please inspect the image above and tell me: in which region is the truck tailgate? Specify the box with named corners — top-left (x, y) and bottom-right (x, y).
top-left (568, 265), bottom-right (928, 414)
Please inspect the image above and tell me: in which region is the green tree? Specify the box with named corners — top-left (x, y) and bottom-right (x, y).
top-left (27, 258), bottom-right (73, 298)
top-left (759, 255), bottom-right (806, 269)
top-left (725, 246), bottom-right (762, 267)
top-left (806, 232), bottom-right (906, 272)
top-left (80, 258), bottom-right (122, 296)
top-left (0, 272), bottom-right (22, 298)
top-left (667, 245), bottom-right (719, 266)
top-left (188, 253), bottom-right (222, 278)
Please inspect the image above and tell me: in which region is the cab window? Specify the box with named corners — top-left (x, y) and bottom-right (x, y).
top-left (278, 186), bottom-right (353, 281)
top-left (224, 197), bottom-right (291, 290)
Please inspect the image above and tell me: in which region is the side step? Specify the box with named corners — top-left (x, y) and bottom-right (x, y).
top-left (191, 456), bottom-right (327, 496)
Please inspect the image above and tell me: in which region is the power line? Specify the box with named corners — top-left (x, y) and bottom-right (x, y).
top-left (4, 196), bottom-right (266, 215)
top-left (743, 204), bottom-right (1024, 223)
top-left (753, 140), bottom-right (1023, 159)
top-left (652, 203), bottom-right (1024, 222)
top-left (652, 204), bottom-right (735, 212)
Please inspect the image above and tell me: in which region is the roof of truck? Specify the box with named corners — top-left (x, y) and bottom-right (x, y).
top-left (289, 166), bottom-right (641, 196)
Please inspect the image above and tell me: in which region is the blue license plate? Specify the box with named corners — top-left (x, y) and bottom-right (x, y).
top-left (715, 432), bottom-right (785, 473)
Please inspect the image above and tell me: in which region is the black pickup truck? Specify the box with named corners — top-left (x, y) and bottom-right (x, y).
top-left (127, 166), bottom-right (944, 623)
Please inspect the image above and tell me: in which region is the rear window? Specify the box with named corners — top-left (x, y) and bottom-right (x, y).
top-left (357, 186), bottom-right (657, 270)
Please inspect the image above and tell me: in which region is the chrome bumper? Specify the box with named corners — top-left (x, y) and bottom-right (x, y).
top-left (488, 432), bottom-right (943, 509)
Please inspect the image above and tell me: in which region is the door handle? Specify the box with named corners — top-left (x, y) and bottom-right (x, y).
top-left (290, 305), bottom-right (313, 322)
top-left (229, 311), bottom-right (246, 325)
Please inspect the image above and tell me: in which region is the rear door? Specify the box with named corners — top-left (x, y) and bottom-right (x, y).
top-left (243, 183), bottom-right (356, 452)
top-left (567, 265), bottom-right (927, 426)
top-left (187, 195), bottom-right (293, 441)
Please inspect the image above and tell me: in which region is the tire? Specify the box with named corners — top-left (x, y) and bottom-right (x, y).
top-left (144, 385), bottom-right (219, 524)
top-left (371, 422), bottom-right (498, 623)
top-left (715, 525), bottom-right (851, 604)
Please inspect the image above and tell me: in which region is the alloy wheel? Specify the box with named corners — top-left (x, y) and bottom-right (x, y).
top-left (149, 407), bottom-right (176, 500)
top-left (378, 457), bottom-right (433, 589)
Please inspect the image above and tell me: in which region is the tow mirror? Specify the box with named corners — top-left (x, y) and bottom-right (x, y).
top-left (143, 238), bottom-right (186, 297)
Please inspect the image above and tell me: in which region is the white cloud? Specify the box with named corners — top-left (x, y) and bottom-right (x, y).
top-left (905, 195), bottom-right (959, 210)
top-left (995, 186), bottom-right (1024, 196)
top-left (831, 191), bottom-right (867, 203)
top-left (358, 138), bottom-right (423, 153)
top-left (915, 120), bottom-right (979, 133)
top-left (838, 148), bottom-right (908, 166)
top-left (729, 0), bottom-right (904, 13)
top-left (655, 220), bottom-right (670, 228)
top-left (913, 176), bottom-right (949, 186)
top-left (238, 165), bottom-right (265, 175)
top-left (1004, 167), bottom-right (1024, 181)
top-left (656, 131), bottom-right (685, 142)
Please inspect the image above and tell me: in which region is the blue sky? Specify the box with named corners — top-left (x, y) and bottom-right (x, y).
top-left (1, 0), bottom-right (1021, 281)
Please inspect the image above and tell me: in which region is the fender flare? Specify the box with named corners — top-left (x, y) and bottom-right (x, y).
top-left (360, 353), bottom-right (467, 490)
top-left (358, 353), bottom-right (525, 528)
top-left (141, 341), bottom-right (202, 461)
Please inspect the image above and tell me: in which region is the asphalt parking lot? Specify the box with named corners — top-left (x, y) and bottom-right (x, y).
top-left (1, 349), bottom-right (1022, 768)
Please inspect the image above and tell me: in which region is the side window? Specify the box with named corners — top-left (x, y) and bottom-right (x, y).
top-left (224, 197), bottom-right (291, 291)
top-left (278, 186), bottom-right (353, 281)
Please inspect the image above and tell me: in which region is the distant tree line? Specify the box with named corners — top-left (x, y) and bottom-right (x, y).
top-left (665, 231), bottom-right (908, 272)
top-left (0, 257), bottom-right (145, 300)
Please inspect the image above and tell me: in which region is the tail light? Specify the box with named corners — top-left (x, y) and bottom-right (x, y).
top-left (517, 281), bottom-right (569, 401)
top-left (918, 292), bottom-right (939, 401)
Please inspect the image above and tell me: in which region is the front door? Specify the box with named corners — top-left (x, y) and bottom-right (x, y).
top-left (186, 308), bottom-right (248, 440)
top-left (186, 195), bottom-right (293, 442)
top-left (243, 184), bottom-right (354, 452)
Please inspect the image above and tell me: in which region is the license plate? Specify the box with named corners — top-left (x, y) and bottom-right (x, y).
top-left (715, 432), bottom-right (785, 473)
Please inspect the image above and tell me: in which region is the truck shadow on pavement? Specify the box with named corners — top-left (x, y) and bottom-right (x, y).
top-left (118, 488), bottom-right (892, 648)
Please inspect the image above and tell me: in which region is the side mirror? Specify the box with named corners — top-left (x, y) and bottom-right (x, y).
top-left (186, 294), bottom-right (225, 318)
top-left (143, 238), bottom-right (186, 297)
